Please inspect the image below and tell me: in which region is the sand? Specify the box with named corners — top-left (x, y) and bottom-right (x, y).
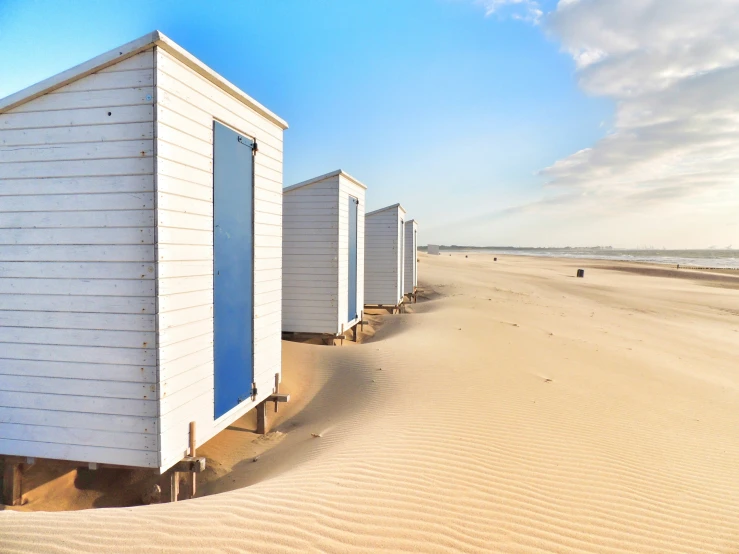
top-left (2, 253), bottom-right (739, 553)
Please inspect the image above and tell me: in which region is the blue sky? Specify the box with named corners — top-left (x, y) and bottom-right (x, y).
top-left (2, 0), bottom-right (736, 247)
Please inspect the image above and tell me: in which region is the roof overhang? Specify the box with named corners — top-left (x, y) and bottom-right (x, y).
top-left (366, 203), bottom-right (407, 218)
top-left (0, 30), bottom-right (288, 130)
top-left (284, 169), bottom-right (368, 193)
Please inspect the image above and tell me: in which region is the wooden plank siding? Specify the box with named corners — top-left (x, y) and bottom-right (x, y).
top-left (281, 171), bottom-right (365, 335)
top-left (0, 36), bottom-right (285, 472)
top-left (282, 176), bottom-right (340, 334)
top-left (364, 206), bottom-right (406, 306)
top-left (154, 46), bottom-right (284, 471)
top-left (404, 220), bottom-right (418, 295)
top-left (0, 49), bottom-right (158, 467)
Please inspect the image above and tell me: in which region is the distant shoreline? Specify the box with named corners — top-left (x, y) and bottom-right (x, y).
top-left (420, 247), bottom-right (739, 270)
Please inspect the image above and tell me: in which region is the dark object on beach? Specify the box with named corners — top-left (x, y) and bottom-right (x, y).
top-left (465, 255), bottom-right (468, 258)
top-left (494, 257), bottom-right (497, 261)
top-left (577, 269), bottom-right (585, 278)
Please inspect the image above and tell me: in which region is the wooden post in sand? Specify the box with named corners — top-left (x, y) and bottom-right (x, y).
top-left (169, 470), bottom-right (180, 502)
top-left (341, 323), bottom-right (345, 346)
top-left (2, 460), bottom-right (22, 506)
top-left (360, 310), bottom-right (364, 332)
top-left (188, 421), bottom-right (197, 498)
top-left (274, 373), bottom-right (280, 413)
top-left (256, 401), bottom-right (268, 435)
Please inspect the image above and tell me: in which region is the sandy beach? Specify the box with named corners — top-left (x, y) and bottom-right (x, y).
top-left (2, 253), bottom-right (739, 553)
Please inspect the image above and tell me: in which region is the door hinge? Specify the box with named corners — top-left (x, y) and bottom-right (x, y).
top-left (251, 382), bottom-right (258, 400)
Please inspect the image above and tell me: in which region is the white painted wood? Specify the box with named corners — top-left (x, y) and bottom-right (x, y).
top-left (0, 210), bottom-right (155, 229)
top-left (0, 406), bottom-right (156, 434)
top-left (365, 204), bottom-right (407, 306)
top-left (0, 228), bottom-right (155, 245)
top-left (0, 49), bottom-right (158, 469)
top-left (0, 358), bottom-right (155, 383)
top-left (1, 343), bottom-right (155, 366)
top-left (0, 439), bottom-right (158, 467)
top-left (9, 87), bottom-right (154, 114)
top-left (0, 374), bottom-right (154, 401)
top-left (0, 193), bottom-right (154, 212)
top-left (0, 122), bottom-right (154, 148)
top-left (0, 423), bottom-right (157, 451)
top-left (0, 245), bottom-right (154, 262)
top-left (404, 219), bottom-right (418, 294)
top-left (0, 278), bottom-right (154, 296)
top-left (0, 34), bottom-right (286, 472)
top-left (1, 105), bottom-right (154, 131)
top-left (282, 171), bottom-right (366, 335)
top-left (153, 45), bottom-right (285, 471)
top-left (0, 139), bottom-right (153, 164)
top-left (0, 327), bottom-right (154, 349)
top-left (0, 175), bottom-right (152, 196)
top-left (0, 262), bottom-right (155, 279)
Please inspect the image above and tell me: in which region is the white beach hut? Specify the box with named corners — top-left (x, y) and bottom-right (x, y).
top-left (282, 170), bottom-right (366, 342)
top-left (404, 219), bottom-right (418, 300)
top-left (428, 244), bottom-right (440, 255)
top-left (0, 31), bottom-right (288, 492)
top-left (364, 204), bottom-right (407, 311)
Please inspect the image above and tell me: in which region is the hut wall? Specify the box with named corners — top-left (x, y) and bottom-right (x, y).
top-left (0, 50), bottom-right (159, 467)
top-left (364, 208), bottom-right (402, 306)
top-left (281, 176), bottom-right (340, 335)
top-left (404, 220), bottom-right (417, 294)
top-left (154, 47), bottom-right (284, 470)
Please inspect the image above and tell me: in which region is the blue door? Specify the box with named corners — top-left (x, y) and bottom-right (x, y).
top-left (348, 196), bottom-right (359, 321)
top-left (213, 122), bottom-right (254, 419)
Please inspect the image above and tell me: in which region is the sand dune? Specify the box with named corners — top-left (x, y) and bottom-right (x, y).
top-left (2, 253), bottom-right (739, 553)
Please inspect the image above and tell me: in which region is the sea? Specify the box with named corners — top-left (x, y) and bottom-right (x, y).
top-left (434, 248), bottom-right (739, 269)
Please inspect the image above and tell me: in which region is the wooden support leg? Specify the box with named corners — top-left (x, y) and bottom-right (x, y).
top-left (2, 461), bottom-right (22, 506)
top-left (188, 421), bottom-right (196, 499)
top-left (170, 471), bottom-right (180, 502)
top-left (340, 324), bottom-right (345, 347)
top-left (274, 373), bottom-right (280, 413)
top-left (256, 401), bottom-right (268, 435)
top-left (360, 310), bottom-right (364, 332)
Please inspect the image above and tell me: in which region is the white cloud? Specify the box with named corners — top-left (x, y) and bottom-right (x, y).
top-left (452, 0), bottom-right (739, 247)
top-left (476, 0), bottom-right (543, 24)
top-left (539, 0), bottom-right (739, 229)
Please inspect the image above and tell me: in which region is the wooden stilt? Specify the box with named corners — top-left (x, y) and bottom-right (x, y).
top-left (274, 373), bottom-right (280, 413)
top-left (256, 401), bottom-right (267, 435)
top-left (2, 461), bottom-right (22, 506)
top-left (340, 323), bottom-right (345, 346)
top-left (170, 470), bottom-right (180, 502)
top-left (360, 310), bottom-right (364, 332)
top-left (188, 421), bottom-right (197, 499)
